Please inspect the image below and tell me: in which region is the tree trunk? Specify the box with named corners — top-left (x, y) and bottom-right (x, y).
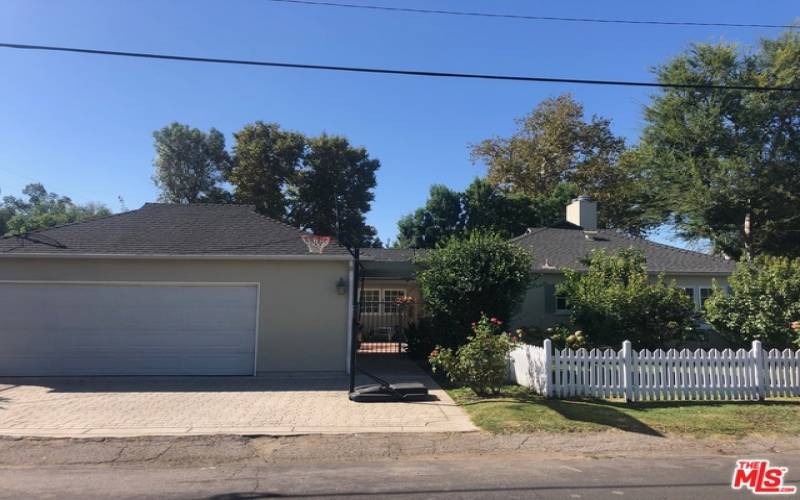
top-left (743, 204), bottom-right (754, 262)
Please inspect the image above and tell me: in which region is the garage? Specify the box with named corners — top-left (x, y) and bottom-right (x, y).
top-left (0, 282), bottom-right (259, 376)
top-left (0, 203), bottom-right (353, 375)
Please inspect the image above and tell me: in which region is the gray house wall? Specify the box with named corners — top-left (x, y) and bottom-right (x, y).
top-left (512, 272), bottom-right (731, 330)
top-left (0, 257), bottom-right (351, 372)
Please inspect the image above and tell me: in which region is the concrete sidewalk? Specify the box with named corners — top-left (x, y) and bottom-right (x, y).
top-left (0, 356), bottom-right (475, 437)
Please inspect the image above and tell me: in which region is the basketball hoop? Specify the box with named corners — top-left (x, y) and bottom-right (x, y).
top-left (301, 234), bottom-right (331, 254)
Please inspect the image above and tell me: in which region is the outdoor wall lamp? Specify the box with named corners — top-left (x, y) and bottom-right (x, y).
top-left (336, 277), bottom-right (348, 295)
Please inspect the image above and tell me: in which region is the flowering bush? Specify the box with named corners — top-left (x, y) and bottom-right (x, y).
top-left (513, 324), bottom-right (588, 349)
top-left (428, 314), bottom-right (515, 396)
top-left (395, 295), bottom-right (416, 305)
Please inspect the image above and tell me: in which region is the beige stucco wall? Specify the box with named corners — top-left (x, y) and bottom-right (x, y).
top-left (0, 257), bottom-right (351, 372)
top-left (512, 272), bottom-right (730, 330)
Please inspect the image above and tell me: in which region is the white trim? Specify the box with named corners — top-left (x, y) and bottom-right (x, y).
top-left (381, 288), bottom-right (407, 314)
top-left (346, 260), bottom-right (354, 374)
top-left (0, 279), bottom-right (261, 377)
top-left (0, 252), bottom-right (352, 261)
top-left (360, 288), bottom-right (382, 315)
top-left (0, 279), bottom-right (260, 287)
top-left (359, 287), bottom-right (408, 315)
top-left (253, 284), bottom-right (261, 376)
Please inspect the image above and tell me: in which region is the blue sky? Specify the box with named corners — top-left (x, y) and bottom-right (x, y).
top-left (0, 1), bottom-right (797, 246)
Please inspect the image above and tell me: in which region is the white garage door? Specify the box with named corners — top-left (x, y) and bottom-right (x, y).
top-left (0, 282), bottom-right (258, 376)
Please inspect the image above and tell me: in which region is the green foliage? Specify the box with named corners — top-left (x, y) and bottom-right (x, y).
top-left (636, 31), bottom-right (800, 259)
top-left (152, 123), bottom-right (381, 247)
top-left (558, 249), bottom-right (699, 349)
top-left (396, 184), bottom-right (462, 248)
top-left (1, 183), bottom-right (110, 235)
top-left (518, 324), bottom-right (588, 350)
top-left (470, 94), bottom-right (658, 236)
top-left (705, 256), bottom-right (800, 348)
top-left (152, 123), bottom-right (231, 203)
top-left (228, 121), bottom-right (305, 220)
top-left (415, 231), bottom-right (533, 350)
top-left (429, 314), bottom-right (515, 396)
top-left (395, 179), bottom-right (574, 249)
top-left (289, 134), bottom-right (380, 247)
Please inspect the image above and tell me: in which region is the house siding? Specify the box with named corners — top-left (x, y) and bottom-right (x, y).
top-left (0, 257), bottom-right (350, 372)
top-left (512, 273), bottom-right (730, 330)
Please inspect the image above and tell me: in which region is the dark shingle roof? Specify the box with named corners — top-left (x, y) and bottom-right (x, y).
top-left (511, 224), bottom-right (735, 274)
top-left (0, 203), bottom-right (350, 257)
top-left (360, 248), bottom-right (428, 262)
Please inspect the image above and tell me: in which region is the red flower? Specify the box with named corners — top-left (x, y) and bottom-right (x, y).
top-left (490, 317), bottom-right (497, 322)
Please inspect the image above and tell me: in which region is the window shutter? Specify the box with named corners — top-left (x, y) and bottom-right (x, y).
top-left (544, 283), bottom-right (556, 313)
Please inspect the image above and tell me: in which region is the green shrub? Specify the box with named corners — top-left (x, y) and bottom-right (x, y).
top-left (558, 249), bottom-right (699, 349)
top-left (429, 314), bottom-right (514, 396)
top-left (414, 231), bottom-right (533, 354)
top-left (705, 256), bottom-right (800, 349)
top-left (514, 324), bottom-right (587, 349)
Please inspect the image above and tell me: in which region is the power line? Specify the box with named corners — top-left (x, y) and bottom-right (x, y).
top-left (267, 0), bottom-right (798, 30)
top-left (2, 42), bottom-right (799, 92)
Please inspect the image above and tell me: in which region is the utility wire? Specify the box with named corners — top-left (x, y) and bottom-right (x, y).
top-left (2, 42), bottom-right (799, 92)
top-left (267, 0), bottom-right (798, 30)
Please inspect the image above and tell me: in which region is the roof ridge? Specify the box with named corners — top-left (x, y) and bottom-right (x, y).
top-left (143, 202), bottom-right (256, 208)
top-left (143, 202), bottom-right (318, 238)
top-left (599, 229), bottom-right (732, 263)
top-left (508, 226), bottom-right (553, 243)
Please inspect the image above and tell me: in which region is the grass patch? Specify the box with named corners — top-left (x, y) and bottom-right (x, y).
top-left (448, 385), bottom-right (800, 437)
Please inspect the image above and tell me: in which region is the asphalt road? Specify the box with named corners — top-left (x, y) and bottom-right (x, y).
top-left (1, 452), bottom-right (799, 499)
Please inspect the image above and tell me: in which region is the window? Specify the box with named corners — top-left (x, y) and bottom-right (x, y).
top-left (682, 287), bottom-right (696, 304)
top-left (383, 289), bottom-right (406, 313)
top-left (555, 294), bottom-right (569, 313)
top-left (700, 288), bottom-right (713, 308)
top-left (361, 289), bottom-right (380, 314)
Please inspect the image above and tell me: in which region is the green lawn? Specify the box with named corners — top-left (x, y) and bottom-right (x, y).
top-left (448, 385), bottom-right (800, 437)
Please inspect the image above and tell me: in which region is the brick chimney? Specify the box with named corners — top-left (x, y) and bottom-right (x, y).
top-left (566, 195), bottom-right (597, 230)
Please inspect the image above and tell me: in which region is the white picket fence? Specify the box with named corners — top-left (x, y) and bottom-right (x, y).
top-left (508, 339), bottom-right (800, 401)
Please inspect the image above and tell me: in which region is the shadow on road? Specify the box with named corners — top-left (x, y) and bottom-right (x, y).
top-left (204, 480), bottom-right (755, 499)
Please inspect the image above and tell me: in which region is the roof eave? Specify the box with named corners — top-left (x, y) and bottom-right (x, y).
top-left (0, 252), bottom-right (352, 261)
top-left (534, 267), bottom-right (732, 276)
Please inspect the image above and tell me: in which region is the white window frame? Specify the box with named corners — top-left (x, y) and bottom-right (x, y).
top-left (382, 289), bottom-right (407, 314)
top-left (361, 288), bottom-right (408, 315)
top-left (360, 289), bottom-right (382, 315)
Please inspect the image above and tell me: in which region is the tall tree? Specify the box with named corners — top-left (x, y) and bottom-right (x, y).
top-left (396, 184), bottom-right (462, 248)
top-left (152, 123), bottom-right (230, 203)
top-left (470, 94), bottom-right (656, 235)
top-left (228, 121), bottom-right (305, 219)
top-left (1, 183), bottom-right (110, 235)
top-left (289, 134), bottom-right (380, 247)
top-left (636, 32), bottom-right (800, 260)
top-left (395, 179), bottom-right (574, 248)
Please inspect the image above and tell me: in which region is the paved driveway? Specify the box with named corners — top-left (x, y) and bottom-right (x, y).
top-left (0, 357), bottom-right (475, 437)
